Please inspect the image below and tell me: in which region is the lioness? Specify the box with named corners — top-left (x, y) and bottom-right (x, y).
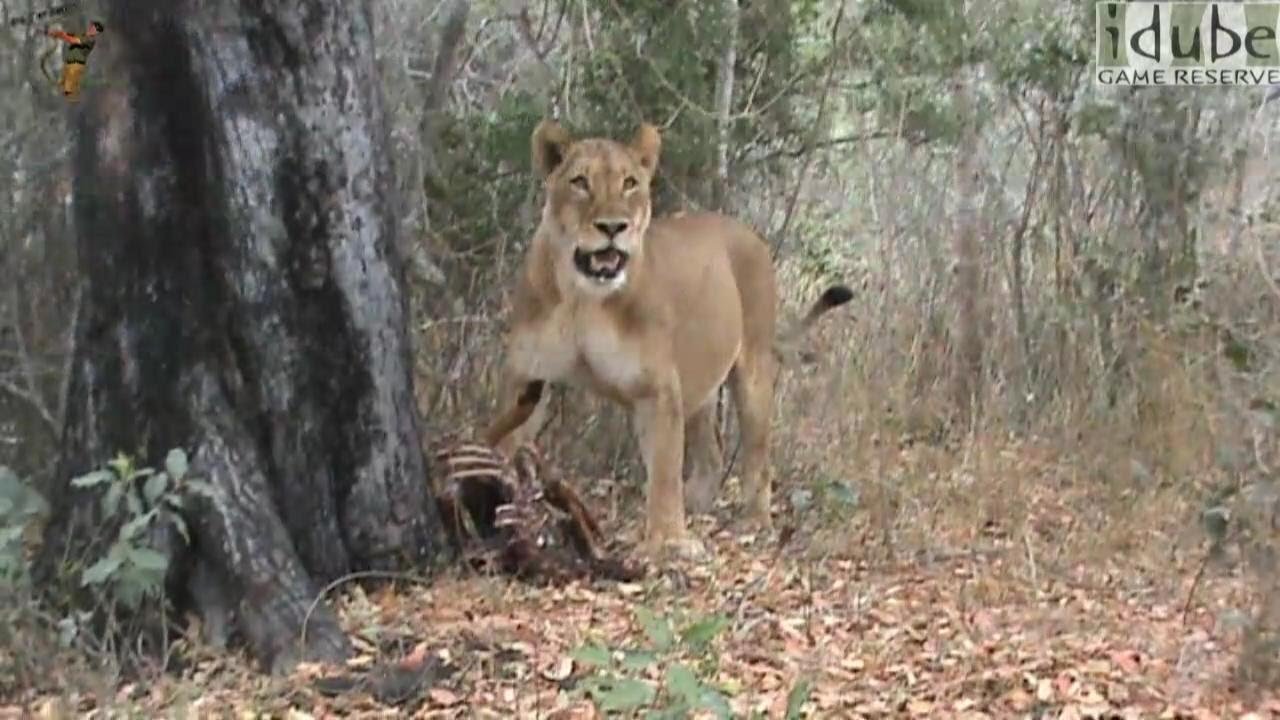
top-left (484, 119), bottom-right (852, 558)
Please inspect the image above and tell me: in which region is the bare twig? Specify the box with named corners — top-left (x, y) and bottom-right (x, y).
top-left (1022, 532), bottom-right (1041, 598)
top-left (743, 131), bottom-right (892, 168)
top-left (772, 3), bottom-right (845, 256)
top-left (0, 377), bottom-right (58, 437)
top-left (300, 570), bottom-right (435, 656)
top-left (1182, 545), bottom-right (1212, 625)
top-left (6, 286), bottom-right (58, 438)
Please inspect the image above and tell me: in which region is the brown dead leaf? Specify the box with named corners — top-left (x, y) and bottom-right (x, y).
top-left (906, 698), bottom-right (934, 715)
top-left (1105, 681), bottom-right (1130, 704)
top-left (1082, 658), bottom-right (1111, 675)
top-left (1109, 649), bottom-right (1143, 675)
top-left (1053, 670), bottom-right (1077, 698)
top-left (546, 702), bottom-right (598, 720)
top-left (1057, 704), bottom-right (1082, 720)
top-left (541, 656), bottom-right (573, 681)
top-left (428, 688), bottom-right (462, 707)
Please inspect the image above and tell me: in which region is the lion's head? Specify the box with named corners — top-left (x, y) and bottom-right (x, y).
top-left (530, 119), bottom-right (661, 294)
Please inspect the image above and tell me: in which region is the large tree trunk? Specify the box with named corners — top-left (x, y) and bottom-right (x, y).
top-left (35, 0), bottom-right (444, 675)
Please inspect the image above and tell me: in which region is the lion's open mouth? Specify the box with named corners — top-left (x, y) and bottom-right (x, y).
top-left (573, 247), bottom-right (629, 282)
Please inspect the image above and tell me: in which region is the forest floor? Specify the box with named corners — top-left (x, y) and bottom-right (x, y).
top-left (7, 438), bottom-right (1280, 719)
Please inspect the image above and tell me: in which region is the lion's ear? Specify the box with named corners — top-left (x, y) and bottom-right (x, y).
top-left (531, 120), bottom-right (572, 178)
top-left (630, 123), bottom-right (662, 175)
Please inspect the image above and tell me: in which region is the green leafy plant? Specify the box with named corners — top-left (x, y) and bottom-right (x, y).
top-left (0, 465), bottom-right (49, 581)
top-left (566, 604), bottom-right (822, 719)
top-left (70, 449), bottom-right (211, 609)
top-left (789, 472), bottom-right (860, 526)
top-left (571, 605), bottom-right (733, 718)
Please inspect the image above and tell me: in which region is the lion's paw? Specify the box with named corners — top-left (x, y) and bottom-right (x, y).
top-left (640, 534), bottom-right (710, 565)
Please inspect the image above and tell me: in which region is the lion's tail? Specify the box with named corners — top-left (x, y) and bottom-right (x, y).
top-left (773, 283), bottom-right (854, 362)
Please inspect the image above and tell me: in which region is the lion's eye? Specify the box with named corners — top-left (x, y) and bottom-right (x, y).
top-left (570, 175), bottom-right (589, 191)
top-left (623, 176), bottom-right (638, 191)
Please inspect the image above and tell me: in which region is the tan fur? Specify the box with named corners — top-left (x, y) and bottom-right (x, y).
top-left (485, 120), bottom-right (851, 558)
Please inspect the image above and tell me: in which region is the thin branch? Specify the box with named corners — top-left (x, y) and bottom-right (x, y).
top-left (772, 3), bottom-right (845, 256)
top-left (0, 377), bottom-right (58, 438)
top-left (7, 286), bottom-right (58, 439)
top-left (742, 131), bottom-right (892, 168)
top-left (514, 5), bottom-right (558, 75)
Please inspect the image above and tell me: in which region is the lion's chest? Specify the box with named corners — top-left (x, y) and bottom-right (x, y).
top-left (575, 319), bottom-right (648, 398)
top-left (509, 303), bottom-right (649, 399)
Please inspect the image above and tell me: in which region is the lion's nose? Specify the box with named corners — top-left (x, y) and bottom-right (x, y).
top-left (593, 220), bottom-right (629, 239)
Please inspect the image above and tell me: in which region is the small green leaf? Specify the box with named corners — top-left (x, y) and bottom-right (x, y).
top-left (0, 524), bottom-right (24, 545)
top-left (577, 673), bottom-right (614, 694)
top-left (1222, 334), bottom-right (1254, 372)
top-left (789, 487), bottom-right (814, 512)
top-left (1217, 609), bottom-right (1252, 631)
top-left (72, 470), bottom-right (115, 488)
top-left (118, 509), bottom-right (155, 540)
top-left (164, 449), bottom-right (189, 482)
top-left (124, 487), bottom-right (143, 517)
top-left (621, 649), bottom-right (659, 670)
top-left (698, 687), bottom-right (734, 719)
top-left (102, 483), bottom-right (124, 516)
top-left (143, 472), bottom-right (169, 505)
top-left (108, 453), bottom-right (132, 480)
top-left (635, 606), bottom-right (674, 651)
top-left (571, 644), bottom-right (612, 667)
top-left (825, 481), bottom-right (859, 507)
top-left (81, 554), bottom-right (122, 585)
top-left (680, 614), bottom-right (729, 652)
top-left (1202, 506), bottom-right (1230, 542)
top-left (785, 676), bottom-right (812, 719)
top-left (128, 547), bottom-right (169, 573)
top-left (596, 677), bottom-right (655, 711)
top-left (643, 707), bottom-right (688, 720)
top-left (665, 663), bottom-right (701, 704)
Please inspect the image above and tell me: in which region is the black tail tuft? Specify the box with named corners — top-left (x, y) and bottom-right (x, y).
top-left (819, 284), bottom-right (854, 309)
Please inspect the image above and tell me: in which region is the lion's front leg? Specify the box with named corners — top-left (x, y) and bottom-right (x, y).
top-left (484, 366), bottom-right (549, 455)
top-left (632, 374), bottom-right (705, 561)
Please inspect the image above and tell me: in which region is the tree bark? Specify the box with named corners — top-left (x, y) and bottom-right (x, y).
top-left (35, 0), bottom-right (444, 675)
top-left (949, 72), bottom-right (984, 426)
top-left (711, 0), bottom-right (739, 212)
